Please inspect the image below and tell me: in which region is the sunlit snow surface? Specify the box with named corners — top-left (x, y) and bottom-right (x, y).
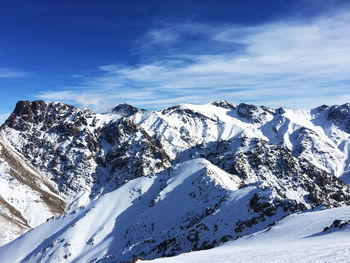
top-left (148, 206), bottom-right (350, 263)
top-left (0, 159), bottom-right (244, 263)
top-left (0, 158), bottom-right (349, 262)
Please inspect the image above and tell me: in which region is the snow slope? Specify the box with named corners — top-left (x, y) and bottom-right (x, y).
top-left (148, 205), bottom-right (350, 263)
top-left (0, 159), bottom-right (243, 262)
top-left (0, 156), bottom-right (348, 262)
top-left (0, 135), bottom-right (66, 245)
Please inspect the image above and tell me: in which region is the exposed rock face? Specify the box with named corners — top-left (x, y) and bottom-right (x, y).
top-left (1, 101), bottom-right (171, 202)
top-left (327, 103), bottom-right (350, 132)
top-left (236, 103), bottom-right (275, 124)
top-left (2, 101), bottom-right (99, 199)
top-left (4, 100), bottom-right (47, 130)
top-left (322, 219), bottom-right (350, 232)
top-left (211, 99), bottom-right (236, 110)
top-left (111, 103), bottom-right (143, 117)
top-left (91, 119), bottom-right (171, 197)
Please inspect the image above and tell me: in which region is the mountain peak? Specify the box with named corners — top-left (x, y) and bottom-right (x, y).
top-left (3, 100), bottom-right (47, 128)
top-left (11, 100), bottom-right (47, 116)
top-left (111, 103), bottom-right (144, 117)
top-left (2, 100), bottom-right (92, 131)
top-left (212, 99), bottom-right (236, 110)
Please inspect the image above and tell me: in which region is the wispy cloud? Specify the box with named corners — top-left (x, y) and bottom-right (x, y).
top-left (0, 68), bottom-right (28, 78)
top-left (145, 28), bottom-right (179, 45)
top-left (0, 113), bottom-right (10, 124)
top-left (36, 90), bottom-right (108, 112)
top-left (36, 9), bottom-right (350, 111)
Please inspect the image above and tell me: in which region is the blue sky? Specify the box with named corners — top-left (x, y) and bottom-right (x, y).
top-left (1, 0), bottom-right (350, 122)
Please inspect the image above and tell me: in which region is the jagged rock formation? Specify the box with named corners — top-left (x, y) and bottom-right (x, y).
top-left (0, 99), bottom-right (350, 262)
top-left (1, 101), bottom-right (171, 204)
top-left (111, 103), bottom-right (144, 117)
top-left (322, 219), bottom-right (350, 232)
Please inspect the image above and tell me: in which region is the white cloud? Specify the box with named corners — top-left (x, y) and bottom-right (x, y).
top-left (146, 28), bottom-right (179, 44)
top-left (36, 9), bottom-right (350, 111)
top-left (36, 90), bottom-right (108, 112)
top-left (0, 68), bottom-right (28, 78)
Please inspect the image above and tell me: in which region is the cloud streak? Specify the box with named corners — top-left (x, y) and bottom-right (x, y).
top-left (36, 9), bottom-right (350, 111)
top-left (0, 68), bottom-right (28, 78)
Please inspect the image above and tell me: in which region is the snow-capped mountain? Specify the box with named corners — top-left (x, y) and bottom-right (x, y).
top-left (1, 100), bottom-right (171, 204)
top-left (0, 99), bottom-right (350, 262)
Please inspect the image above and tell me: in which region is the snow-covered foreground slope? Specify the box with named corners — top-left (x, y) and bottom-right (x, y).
top-left (0, 159), bottom-right (252, 262)
top-left (149, 205), bottom-right (350, 263)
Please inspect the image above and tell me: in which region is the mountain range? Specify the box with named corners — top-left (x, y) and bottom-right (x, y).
top-left (0, 99), bottom-right (350, 262)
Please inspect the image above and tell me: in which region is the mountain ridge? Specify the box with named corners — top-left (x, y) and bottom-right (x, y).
top-left (0, 99), bottom-right (350, 261)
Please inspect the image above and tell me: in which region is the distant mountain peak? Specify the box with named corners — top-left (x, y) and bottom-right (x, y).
top-left (111, 103), bottom-right (144, 117)
top-left (211, 99), bottom-right (236, 109)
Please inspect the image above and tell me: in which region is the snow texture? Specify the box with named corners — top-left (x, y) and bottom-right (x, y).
top-left (148, 205), bottom-right (350, 263)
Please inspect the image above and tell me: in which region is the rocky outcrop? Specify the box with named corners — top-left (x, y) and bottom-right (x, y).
top-left (111, 103), bottom-right (145, 117)
top-left (327, 103), bottom-right (350, 132)
top-left (322, 219), bottom-right (350, 232)
top-left (236, 103), bottom-right (275, 124)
